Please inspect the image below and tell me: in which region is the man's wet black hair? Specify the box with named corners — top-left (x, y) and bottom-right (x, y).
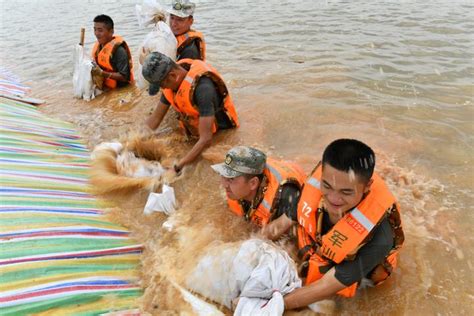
top-left (322, 139), bottom-right (375, 183)
top-left (94, 14), bottom-right (114, 30)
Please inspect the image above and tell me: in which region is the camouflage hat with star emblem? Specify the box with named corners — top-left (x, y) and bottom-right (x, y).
top-left (211, 146), bottom-right (266, 178)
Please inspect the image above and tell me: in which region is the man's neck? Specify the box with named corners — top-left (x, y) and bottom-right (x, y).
top-left (172, 69), bottom-right (188, 92)
top-left (99, 37), bottom-right (114, 48)
top-left (243, 177), bottom-right (265, 208)
top-left (243, 189), bottom-right (258, 204)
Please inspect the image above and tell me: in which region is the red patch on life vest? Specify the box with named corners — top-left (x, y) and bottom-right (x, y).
top-left (345, 214), bottom-right (367, 234)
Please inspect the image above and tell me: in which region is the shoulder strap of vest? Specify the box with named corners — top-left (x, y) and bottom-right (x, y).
top-left (176, 30), bottom-right (205, 59)
top-left (297, 162), bottom-right (322, 239)
top-left (178, 60), bottom-right (228, 110)
top-left (259, 159), bottom-right (305, 221)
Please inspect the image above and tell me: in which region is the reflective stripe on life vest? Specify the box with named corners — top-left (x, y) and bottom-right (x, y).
top-left (296, 163), bottom-right (405, 297)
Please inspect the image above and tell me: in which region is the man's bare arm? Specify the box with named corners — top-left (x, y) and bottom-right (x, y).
top-left (103, 71), bottom-right (127, 83)
top-left (175, 116), bottom-right (214, 170)
top-left (284, 268), bottom-right (346, 310)
top-left (146, 101), bottom-right (170, 130)
top-left (261, 214), bottom-right (295, 241)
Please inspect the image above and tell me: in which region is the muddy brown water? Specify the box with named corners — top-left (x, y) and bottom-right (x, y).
top-left (1, 0), bottom-right (473, 314)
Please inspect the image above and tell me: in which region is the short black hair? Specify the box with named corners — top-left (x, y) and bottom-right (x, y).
top-left (93, 14), bottom-right (114, 30)
top-left (322, 139), bottom-right (375, 183)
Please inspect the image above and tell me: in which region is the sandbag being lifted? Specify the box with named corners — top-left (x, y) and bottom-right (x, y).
top-left (135, 0), bottom-right (177, 89)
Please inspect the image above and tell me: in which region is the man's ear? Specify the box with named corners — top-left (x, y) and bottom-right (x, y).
top-left (364, 178), bottom-right (374, 194)
top-left (249, 176), bottom-right (260, 191)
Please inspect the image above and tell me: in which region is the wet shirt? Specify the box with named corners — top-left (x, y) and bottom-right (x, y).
top-left (240, 183), bottom-right (301, 221)
top-left (288, 206), bottom-right (394, 286)
top-left (327, 214), bottom-right (394, 286)
top-left (110, 45), bottom-right (130, 87)
top-left (161, 76), bottom-right (234, 129)
top-left (177, 40), bottom-right (201, 60)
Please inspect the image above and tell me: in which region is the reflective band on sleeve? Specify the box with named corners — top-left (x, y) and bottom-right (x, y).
top-left (307, 177), bottom-right (320, 189)
top-left (350, 208), bottom-right (375, 231)
top-left (266, 164), bottom-right (282, 183)
top-left (184, 76), bottom-right (193, 84)
top-left (262, 199), bottom-right (271, 211)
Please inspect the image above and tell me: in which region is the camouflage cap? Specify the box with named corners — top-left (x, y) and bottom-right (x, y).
top-left (142, 51), bottom-right (174, 96)
top-left (211, 146), bottom-right (266, 178)
top-left (168, 0), bottom-right (196, 18)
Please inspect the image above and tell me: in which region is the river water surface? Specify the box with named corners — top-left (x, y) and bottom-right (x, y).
top-left (1, 0), bottom-right (473, 315)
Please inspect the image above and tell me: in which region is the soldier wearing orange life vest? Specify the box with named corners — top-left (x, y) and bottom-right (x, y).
top-left (142, 51), bottom-right (239, 174)
top-left (211, 146), bottom-right (306, 236)
top-left (282, 139), bottom-right (404, 310)
top-left (91, 15), bottom-right (133, 89)
top-left (167, 0), bottom-right (206, 61)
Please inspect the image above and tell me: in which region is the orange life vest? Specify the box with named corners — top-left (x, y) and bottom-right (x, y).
top-left (228, 158), bottom-right (306, 227)
top-left (162, 59), bottom-right (239, 137)
top-left (296, 164), bottom-right (404, 297)
top-left (176, 30), bottom-right (206, 61)
top-left (91, 35), bottom-right (134, 89)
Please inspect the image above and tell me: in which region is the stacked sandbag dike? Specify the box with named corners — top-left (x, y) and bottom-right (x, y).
top-left (0, 96), bottom-right (143, 315)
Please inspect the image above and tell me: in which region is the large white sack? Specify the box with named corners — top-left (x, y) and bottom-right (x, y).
top-left (186, 239), bottom-right (302, 316)
top-left (170, 280), bottom-right (224, 316)
top-left (91, 141), bottom-right (165, 179)
top-left (136, 21), bottom-right (177, 89)
top-left (135, 1), bottom-right (177, 89)
top-left (135, 0), bottom-right (165, 28)
top-left (144, 185), bottom-right (176, 215)
top-left (72, 44), bottom-right (96, 101)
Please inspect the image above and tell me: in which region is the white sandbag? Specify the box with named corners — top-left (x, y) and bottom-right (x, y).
top-left (144, 184), bottom-right (176, 215)
top-left (116, 151), bottom-right (165, 178)
top-left (72, 44), bottom-right (96, 101)
top-left (186, 239), bottom-right (302, 316)
top-left (91, 141), bottom-right (165, 179)
top-left (234, 291), bottom-right (284, 316)
top-left (135, 0), bottom-right (165, 28)
top-left (135, 0), bottom-right (177, 90)
top-left (169, 280), bottom-right (224, 316)
top-left (136, 21), bottom-right (177, 89)
top-left (90, 142), bottom-right (123, 159)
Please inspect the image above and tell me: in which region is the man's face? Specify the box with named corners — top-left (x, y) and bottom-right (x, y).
top-left (159, 69), bottom-right (181, 91)
top-left (320, 164), bottom-right (371, 219)
top-left (220, 175), bottom-right (254, 201)
top-left (94, 22), bottom-right (114, 45)
top-left (169, 14), bottom-right (193, 36)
